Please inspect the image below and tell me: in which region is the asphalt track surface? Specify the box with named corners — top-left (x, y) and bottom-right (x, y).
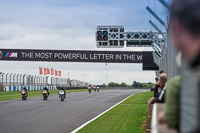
top-left (0, 89), bottom-right (144, 133)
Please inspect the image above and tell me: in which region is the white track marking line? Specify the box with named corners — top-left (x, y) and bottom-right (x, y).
top-left (71, 91), bottom-right (142, 133)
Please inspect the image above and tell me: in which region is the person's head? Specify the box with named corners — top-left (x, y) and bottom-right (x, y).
top-left (170, 0), bottom-right (200, 64)
top-left (159, 70), bottom-right (164, 74)
top-left (159, 73), bottom-right (167, 88)
top-left (155, 77), bottom-right (158, 82)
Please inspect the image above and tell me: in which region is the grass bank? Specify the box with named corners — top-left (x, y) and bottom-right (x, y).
top-left (0, 89), bottom-right (88, 101)
top-left (78, 91), bottom-right (153, 133)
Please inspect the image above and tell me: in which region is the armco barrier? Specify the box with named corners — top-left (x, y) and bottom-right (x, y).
top-left (5, 85), bottom-right (57, 92)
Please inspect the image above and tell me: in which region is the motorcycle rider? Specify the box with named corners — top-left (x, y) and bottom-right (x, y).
top-left (88, 85), bottom-right (92, 93)
top-left (43, 87), bottom-right (49, 96)
top-left (59, 88), bottom-right (66, 98)
top-left (21, 87), bottom-right (28, 100)
top-left (23, 87), bottom-right (28, 95)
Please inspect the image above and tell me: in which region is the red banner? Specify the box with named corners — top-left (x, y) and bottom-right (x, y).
top-left (55, 70), bottom-right (58, 76)
top-left (51, 68), bottom-right (54, 75)
top-left (44, 68), bottom-right (47, 75)
top-left (58, 70), bottom-right (61, 77)
top-left (39, 67), bottom-right (43, 75)
top-left (39, 67), bottom-right (61, 76)
top-left (46, 68), bottom-right (50, 75)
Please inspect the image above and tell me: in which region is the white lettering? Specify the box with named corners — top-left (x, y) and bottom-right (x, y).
top-left (137, 55), bottom-right (143, 60)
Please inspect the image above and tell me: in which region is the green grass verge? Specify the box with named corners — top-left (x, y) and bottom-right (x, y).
top-left (78, 91), bottom-right (153, 133)
top-left (0, 89), bottom-right (88, 101)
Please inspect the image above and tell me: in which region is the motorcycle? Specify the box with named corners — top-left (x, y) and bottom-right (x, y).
top-left (42, 90), bottom-right (49, 100)
top-left (94, 86), bottom-right (97, 92)
top-left (97, 87), bottom-right (100, 92)
top-left (21, 89), bottom-right (27, 100)
top-left (88, 86), bottom-right (92, 93)
top-left (59, 90), bottom-right (65, 101)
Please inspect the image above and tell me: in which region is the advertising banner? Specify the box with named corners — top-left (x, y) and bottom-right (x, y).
top-left (0, 49), bottom-right (143, 63)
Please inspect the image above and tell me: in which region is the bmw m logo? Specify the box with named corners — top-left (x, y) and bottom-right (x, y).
top-left (5, 52), bottom-right (17, 58)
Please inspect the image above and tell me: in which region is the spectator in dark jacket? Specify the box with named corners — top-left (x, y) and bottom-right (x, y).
top-left (148, 73), bottom-right (167, 105)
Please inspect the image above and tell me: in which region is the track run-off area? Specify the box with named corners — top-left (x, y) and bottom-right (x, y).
top-left (0, 89), bottom-right (145, 133)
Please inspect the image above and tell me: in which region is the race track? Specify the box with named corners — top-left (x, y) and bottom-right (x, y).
top-left (0, 89), bottom-right (144, 133)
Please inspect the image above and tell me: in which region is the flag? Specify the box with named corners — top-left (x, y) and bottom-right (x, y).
top-left (46, 68), bottom-right (50, 75)
top-left (55, 70), bottom-right (58, 76)
top-left (51, 68), bottom-right (54, 75)
top-left (44, 68), bottom-right (47, 75)
top-left (39, 67), bottom-right (43, 75)
top-left (58, 71), bottom-right (61, 77)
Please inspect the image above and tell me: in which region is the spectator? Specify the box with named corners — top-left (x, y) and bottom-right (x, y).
top-left (159, 70), bottom-right (164, 74)
top-left (158, 52), bottom-right (182, 130)
top-left (151, 77), bottom-right (158, 91)
top-left (155, 77), bottom-right (158, 82)
top-left (158, 75), bottom-right (181, 130)
top-left (148, 73), bottom-right (167, 105)
top-left (170, 0), bottom-right (200, 70)
top-left (170, 0), bottom-right (200, 132)
top-left (153, 71), bottom-right (164, 95)
top-left (153, 78), bottom-right (160, 98)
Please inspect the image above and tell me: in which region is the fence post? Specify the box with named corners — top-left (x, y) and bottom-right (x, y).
top-left (13, 74), bottom-right (16, 86)
top-left (46, 76), bottom-right (49, 86)
top-left (23, 75), bottom-right (26, 86)
top-left (20, 74), bottom-right (22, 85)
top-left (16, 74), bottom-right (19, 86)
top-left (10, 73), bottom-right (13, 86)
top-left (5, 73), bottom-right (8, 86)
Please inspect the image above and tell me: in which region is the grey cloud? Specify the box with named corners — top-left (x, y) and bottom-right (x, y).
top-left (0, 0), bottom-right (158, 85)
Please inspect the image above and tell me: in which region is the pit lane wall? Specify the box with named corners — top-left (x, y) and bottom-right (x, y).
top-left (4, 85), bottom-right (57, 92)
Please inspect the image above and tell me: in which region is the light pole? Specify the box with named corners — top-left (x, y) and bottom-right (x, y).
top-left (16, 74), bottom-right (20, 86)
top-left (39, 76), bottom-right (42, 86)
top-left (33, 75), bottom-right (36, 86)
top-left (37, 76), bottom-right (40, 86)
top-left (41, 77), bottom-right (44, 86)
top-left (51, 77), bottom-right (53, 86)
top-left (38, 76), bottom-right (40, 86)
top-left (28, 75), bottom-right (31, 86)
top-left (56, 77), bottom-right (58, 87)
top-left (10, 73), bottom-right (13, 86)
top-left (46, 76), bottom-right (49, 86)
top-left (25, 75), bottom-right (30, 86)
top-left (19, 74), bottom-right (23, 85)
top-left (31, 75), bottom-right (34, 85)
top-left (23, 74), bottom-right (26, 86)
top-left (13, 74), bottom-right (16, 86)
top-left (0, 72), bottom-right (4, 89)
top-left (0, 72), bottom-right (1, 89)
top-left (5, 73), bottom-right (9, 85)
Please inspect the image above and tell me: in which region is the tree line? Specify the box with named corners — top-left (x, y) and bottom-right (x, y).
top-left (106, 81), bottom-right (153, 88)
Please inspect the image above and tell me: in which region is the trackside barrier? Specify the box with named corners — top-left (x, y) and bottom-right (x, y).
top-left (151, 103), bottom-right (178, 133)
top-left (5, 85), bottom-right (57, 92)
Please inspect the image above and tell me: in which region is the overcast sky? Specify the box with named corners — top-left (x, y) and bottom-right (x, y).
top-left (0, 0), bottom-right (169, 85)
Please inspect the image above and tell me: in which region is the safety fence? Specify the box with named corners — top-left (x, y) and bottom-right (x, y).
top-left (0, 72), bottom-right (93, 91)
top-left (150, 0), bottom-right (200, 132)
top-left (157, 14), bottom-right (199, 133)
